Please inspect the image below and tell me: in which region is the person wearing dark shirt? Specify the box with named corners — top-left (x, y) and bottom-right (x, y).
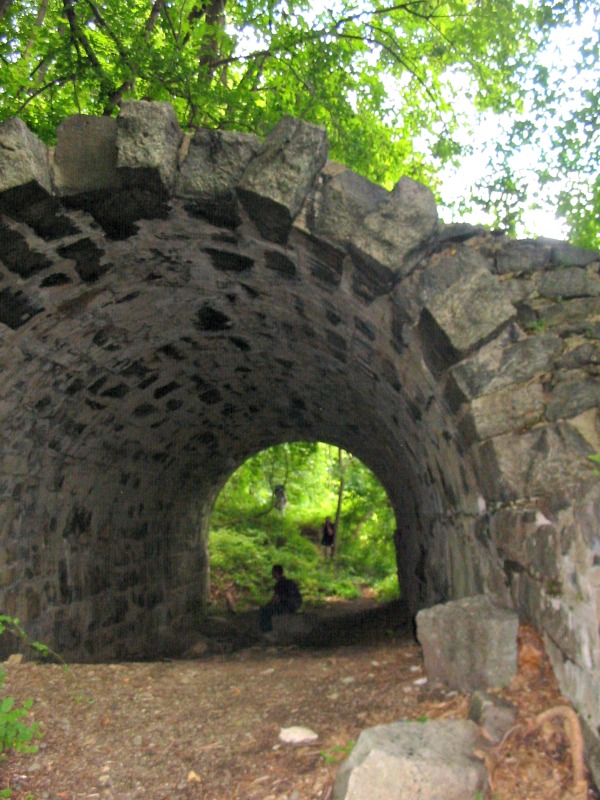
top-left (259, 564), bottom-right (302, 633)
top-left (321, 516), bottom-right (335, 558)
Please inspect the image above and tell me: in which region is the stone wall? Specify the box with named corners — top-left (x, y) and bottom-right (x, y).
top-left (1, 100), bottom-right (600, 779)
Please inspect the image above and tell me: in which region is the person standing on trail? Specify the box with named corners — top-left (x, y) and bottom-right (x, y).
top-left (321, 516), bottom-right (335, 559)
top-left (259, 565), bottom-right (302, 633)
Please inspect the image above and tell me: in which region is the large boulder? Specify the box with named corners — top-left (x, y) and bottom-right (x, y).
top-left (416, 595), bottom-right (518, 691)
top-left (333, 719), bottom-right (489, 800)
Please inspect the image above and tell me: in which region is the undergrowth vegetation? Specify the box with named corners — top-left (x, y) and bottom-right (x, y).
top-left (0, 616), bottom-right (43, 763)
top-left (209, 442), bottom-right (399, 610)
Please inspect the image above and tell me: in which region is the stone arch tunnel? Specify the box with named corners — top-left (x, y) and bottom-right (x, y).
top-left (1, 100), bottom-right (600, 776)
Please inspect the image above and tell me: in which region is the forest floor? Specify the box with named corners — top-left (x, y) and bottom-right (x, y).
top-left (1, 599), bottom-right (598, 800)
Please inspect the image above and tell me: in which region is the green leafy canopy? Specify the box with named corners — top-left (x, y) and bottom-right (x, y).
top-left (1, 0), bottom-right (598, 244)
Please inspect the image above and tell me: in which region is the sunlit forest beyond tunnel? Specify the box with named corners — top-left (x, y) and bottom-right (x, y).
top-left (208, 442), bottom-right (399, 613)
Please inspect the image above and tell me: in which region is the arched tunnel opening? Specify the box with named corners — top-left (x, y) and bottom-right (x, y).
top-left (207, 440), bottom-right (399, 615)
top-left (1, 102), bottom-right (600, 777)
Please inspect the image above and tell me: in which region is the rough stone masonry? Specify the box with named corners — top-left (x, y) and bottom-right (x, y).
top-left (1, 100), bottom-right (600, 781)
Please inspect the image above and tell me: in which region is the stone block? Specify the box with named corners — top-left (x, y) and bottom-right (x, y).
top-left (117, 100), bottom-right (182, 192)
top-left (416, 595), bottom-right (518, 691)
top-left (349, 176), bottom-right (438, 285)
top-left (53, 115), bottom-right (121, 194)
top-left (549, 241), bottom-right (600, 267)
top-left (394, 247), bottom-right (494, 325)
top-left (469, 691), bottom-right (518, 744)
top-left (312, 163), bottom-right (388, 245)
top-left (175, 128), bottom-right (260, 225)
top-left (237, 116), bottom-right (329, 243)
top-left (494, 240), bottom-right (551, 274)
top-left (333, 719), bottom-right (488, 800)
top-left (543, 297), bottom-right (600, 334)
top-left (423, 266), bottom-right (515, 355)
top-left (450, 329), bottom-right (563, 400)
top-left (463, 382), bottom-right (545, 441)
top-left (272, 612), bottom-right (317, 643)
top-left (0, 118), bottom-right (51, 195)
top-left (475, 423), bottom-right (595, 502)
top-left (546, 378), bottom-right (600, 422)
top-left (536, 266), bottom-right (600, 298)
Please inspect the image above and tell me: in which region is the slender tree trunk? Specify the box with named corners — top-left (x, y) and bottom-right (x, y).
top-left (332, 448), bottom-right (346, 561)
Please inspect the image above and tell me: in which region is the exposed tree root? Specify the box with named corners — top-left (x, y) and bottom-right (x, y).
top-left (526, 706), bottom-right (587, 798)
top-left (481, 705), bottom-right (588, 799)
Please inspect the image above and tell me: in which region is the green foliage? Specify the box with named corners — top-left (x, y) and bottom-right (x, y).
top-left (588, 454), bottom-right (600, 477)
top-left (1, 0), bottom-right (598, 241)
top-left (209, 442), bottom-right (398, 607)
top-left (0, 617), bottom-right (43, 756)
top-left (321, 740), bottom-right (355, 764)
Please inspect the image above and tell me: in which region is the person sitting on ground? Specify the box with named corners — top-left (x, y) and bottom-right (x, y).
top-left (321, 515), bottom-right (335, 558)
top-left (259, 564), bottom-right (302, 633)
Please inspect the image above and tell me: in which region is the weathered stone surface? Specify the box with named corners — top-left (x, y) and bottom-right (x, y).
top-left (475, 423), bottom-right (594, 502)
top-left (311, 163), bottom-right (388, 245)
top-left (535, 267), bottom-right (600, 298)
top-left (463, 381), bottom-right (545, 441)
top-left (546, 378), bottom-right (600, 422)
top-left (333, 719), bottom-right (488, 800)
top-left (469, 691), bottom-right (518, 744)
top-left (450, 329), bottom-right (563, 400)
top-left (237, 116), bottom-right (329, 243)
top-left (548, 240), bottom-right (600, 267)
top-left (559, 341), bottom-right (600, 369)
top-left (116, 100), bottom-right (182, 191)
top-left (393, 247), bottom-right (494, 326)
top-left (423, 266), bottom-right (515, 355)
top-left (0, 117), bottom-right (51, 194)
top-left (349, 176), bottom-right (438, 283)
top-left (489, 508), bottom-right (560, 582)
top-left (175, 128), bottom-right (260, 202)
top-left (416, 595), bottom-right (518, 691)
top-left (53, 115), bottom-right (121, 194)
top-left (494, 240), bottom-right (551, 274)
top-left (543, 297), bottom-right (600, 334)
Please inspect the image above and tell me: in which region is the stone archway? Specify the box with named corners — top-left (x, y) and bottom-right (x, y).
top-left (1, 100), bottom-right (600, 778)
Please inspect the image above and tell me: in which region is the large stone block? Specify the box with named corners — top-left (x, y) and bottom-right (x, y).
top-left (548, 240), bottom-right (600, 267)
top-left (536, 266), bottom-right (600, 299)
top-left (237, 116), bottom-right (329, 243)
top-left (463, 382), bottom-right (545, 441)
top-left (311, 163), bottom-right (388, 245)
top-left (423, 266), bottom-right (515, 356)
top-left (416, 595), bottom-right (518, 691)
top-left (333, 719), bottom-right (488, 800)
top-left (0, 117), bottom-right (51, 195)
top-left (53, 115), bottom-right (121, 194)
top-left (349, 176), bottom-right (438, 289)
top-left (494, 240), bottom-right (551, 274)
top-left (271, 611), bottom-right (317, 643)
top-left (393, 247), bottom-right (493, 325)
top-left (175, 127), bottom-right (260, 226)
top-left (546, 377), bottom-right (600, 422)
top-left (116, 100), bottom-right (182, 191)
top-left (474, 423), bottom-right (595, 503)
top-left (450, 329), bottom-right (563, 400)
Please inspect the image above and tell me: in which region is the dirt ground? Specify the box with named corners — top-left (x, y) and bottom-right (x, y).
top-left (1, 603), bottom-right (598, 800)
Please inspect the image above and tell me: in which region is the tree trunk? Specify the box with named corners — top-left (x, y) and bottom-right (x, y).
top-left (332, 448), bottom-right (347, 561)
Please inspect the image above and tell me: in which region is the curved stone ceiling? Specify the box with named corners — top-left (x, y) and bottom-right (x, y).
top-left (2, 99), bottom-right (600, 779)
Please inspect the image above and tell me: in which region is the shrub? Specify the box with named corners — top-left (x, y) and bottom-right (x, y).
top-left (0, 616), bottom-right (43, 756)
